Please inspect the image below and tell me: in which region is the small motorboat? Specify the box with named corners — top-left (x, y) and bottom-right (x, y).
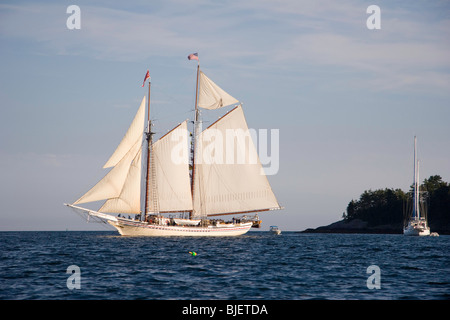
top-left (270, 226), bottom-right (281, 235)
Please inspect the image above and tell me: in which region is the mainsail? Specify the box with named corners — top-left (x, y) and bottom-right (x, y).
top-left (192, 105), bottom-right (281, 217)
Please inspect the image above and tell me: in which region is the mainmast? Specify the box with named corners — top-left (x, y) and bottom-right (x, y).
top-left (144, 75), bottom-right (153, 220)
top-left (190, 61), bottom-right (200, 218)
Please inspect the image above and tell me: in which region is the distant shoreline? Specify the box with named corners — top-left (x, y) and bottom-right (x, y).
top-left (301, 218), bottom-right (450, 235)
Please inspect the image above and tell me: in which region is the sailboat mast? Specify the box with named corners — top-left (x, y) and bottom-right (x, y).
top-left (144, 77), bottom-right (152, 219)
top-left (194, 64), bottom-right (200, 125)
top-left (190, 64), bottom-right (200, 218)
top-left (417, 160), bottom-right (421, 220)
top-left (413, 136), bottom-right (418, 220)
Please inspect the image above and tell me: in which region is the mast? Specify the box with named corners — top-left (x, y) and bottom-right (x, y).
top-left (417, 160), bottom-right (420, 220)
top-left (413, 136), bottom-right (418, 221)
top-left (144, 76), bottom-right (152, 220)
top-left (190, 63), bottom-right (200, 218)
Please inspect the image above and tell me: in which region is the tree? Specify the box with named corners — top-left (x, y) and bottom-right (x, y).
top-left (422, 175), bottom-right (447, 193)
top-left (344, 175), bottom-right (450, 233)
top-left (345, 188), bottom-right (405, 227)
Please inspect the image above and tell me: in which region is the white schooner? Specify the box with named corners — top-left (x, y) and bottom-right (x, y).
top-left (65, 56), bottom-right (282, 236)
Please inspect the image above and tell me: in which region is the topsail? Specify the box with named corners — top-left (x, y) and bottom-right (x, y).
top-left (103, 97), bottom-right (146, 168)
top-left (198, 71), bottom-right (239, 110)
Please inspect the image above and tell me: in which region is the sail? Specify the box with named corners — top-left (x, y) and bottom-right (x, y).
top-left (73, 135), bottom-right (143, 207)
top-left (198, 71), bottom-right (239, 110)
top-left (99, 147), bottom-right (143, 214)
top-left (103, 97), bottom-right (146, 168)
top-left (73, 98), bottom-right (146, 211)
top-left (192, 105), bottom-right (280, 217)
top-left (147, 121), bottom-right (193, 213)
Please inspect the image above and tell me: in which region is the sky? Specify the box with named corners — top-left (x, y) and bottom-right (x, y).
top-left (0, 0), bottom-right (449, 231)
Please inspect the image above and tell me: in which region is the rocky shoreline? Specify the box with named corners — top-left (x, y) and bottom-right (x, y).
top-left (301, 219), bottom-right (449, 235)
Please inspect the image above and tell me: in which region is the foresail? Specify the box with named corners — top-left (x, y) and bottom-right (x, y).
top-left (73, 97), bottom-right (146, 212)
top-left (99, 147), bottom-right (143, 214)
top-left (147, 121), bottom-right (193, 213)
top-left (198, 71), bottom-right (239, 110)
top-left (103, 97), bottom-right (146, 168)
top-left (73, 135), bottom-right (143, 206)
top-left (192, 105), bottom-right (280, 217)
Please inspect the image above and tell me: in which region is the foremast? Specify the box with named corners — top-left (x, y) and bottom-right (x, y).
top-left (143, 74), bottom-right (157, 221)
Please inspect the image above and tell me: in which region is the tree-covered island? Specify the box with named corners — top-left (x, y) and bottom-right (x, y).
top-left (302, 175), bottom-right (450, 234)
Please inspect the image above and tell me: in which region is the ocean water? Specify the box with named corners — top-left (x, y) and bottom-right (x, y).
top-left (0, 231), bottom-right (448, 300)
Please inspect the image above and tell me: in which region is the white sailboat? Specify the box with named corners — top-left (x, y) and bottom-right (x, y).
top-left (403, 136), bottom-right (430, 236)
top-left (65, 57), bottom-right (282, 236)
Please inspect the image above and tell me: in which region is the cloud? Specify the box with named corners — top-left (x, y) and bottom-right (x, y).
top-left (0, 3), bottom-right (195, 61)
top-left (278, 31), bottom-right (450, 91)
top-left (1, 1), bottom-right (449, 92)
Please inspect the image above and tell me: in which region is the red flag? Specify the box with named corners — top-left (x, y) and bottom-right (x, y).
top-left (142, 70), bottom-right (150, 87)
top-left (188, 53), bottom-right (199, 61)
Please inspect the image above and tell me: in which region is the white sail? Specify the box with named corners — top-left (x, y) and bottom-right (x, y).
top-left (193, 105), bottom-right (280, 217)
top-left (147, 121), bottom-right (193, 213)
top-left (198, 71), bottom-right (239, 110)
top-left (73, 98), bottom-right (146, 208)
top-left (103, 97), bottom-right (146, 168)
top-left (99, 147), bottom-right (143, 214)
top-left (73, 135), bottom-right (143, 206)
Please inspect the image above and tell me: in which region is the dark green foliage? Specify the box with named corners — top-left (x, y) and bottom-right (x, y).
top-left (425, 176), bottom-right (450, 229)
top-left (343, 175), bottom-right (450, 231)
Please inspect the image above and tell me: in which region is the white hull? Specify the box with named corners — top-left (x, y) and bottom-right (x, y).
top-left (109, 218), bottom-right (252, 237)
top-left (270, 226), bottom-right (281, 235)
top-left (403, 220), bottom-right (430, 236)
top-left (403, 226), bottom-right (431, 236)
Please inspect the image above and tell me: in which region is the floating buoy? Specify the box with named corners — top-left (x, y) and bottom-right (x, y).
top-left (189, 251), bottom-right (197, 256)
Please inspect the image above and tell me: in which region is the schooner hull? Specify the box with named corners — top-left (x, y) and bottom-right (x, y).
top-left (109, 219), bottom-right (252, 237)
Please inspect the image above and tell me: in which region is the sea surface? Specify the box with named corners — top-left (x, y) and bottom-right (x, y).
top-left (0, 231), bottom-right (448, 300)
